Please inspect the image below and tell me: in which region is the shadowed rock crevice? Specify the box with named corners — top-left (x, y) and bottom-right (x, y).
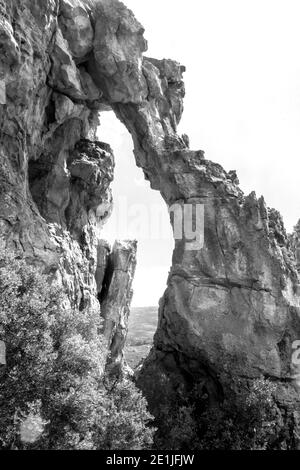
top-left (97, 245), bottom-right (114, 305)
top-left (98, 240), bottom-right (137, 376)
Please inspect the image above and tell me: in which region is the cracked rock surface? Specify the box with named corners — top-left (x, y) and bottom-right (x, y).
top-left (1, 0), bottom-right (300, 435)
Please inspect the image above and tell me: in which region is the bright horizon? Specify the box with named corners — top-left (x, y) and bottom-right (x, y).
top-left (100, 0), bottom-right (300, 307)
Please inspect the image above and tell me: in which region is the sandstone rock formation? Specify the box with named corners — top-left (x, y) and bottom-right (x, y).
top-left (1, 0), bottom-right (300, 444)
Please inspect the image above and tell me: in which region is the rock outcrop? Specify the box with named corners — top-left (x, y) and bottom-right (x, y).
top-left (99, 239), bottom-right (137, 376)
top-left (0, 0), bottom-right (134, 371)
top-left (1, 0), bottom-right (300, 444)
top-left (290, 220), bottom-right (300, 272)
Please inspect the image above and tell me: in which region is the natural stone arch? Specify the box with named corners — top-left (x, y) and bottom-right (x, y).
top-left (87, 0), bottom-right (300, 411)
top-left (1, 0), bottom-right (300, 438)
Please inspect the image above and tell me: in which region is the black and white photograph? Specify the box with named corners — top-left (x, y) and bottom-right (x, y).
top-left (1, 0), bottom-right (300, 459)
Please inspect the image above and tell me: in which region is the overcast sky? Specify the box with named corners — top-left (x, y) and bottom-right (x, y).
top-left (99, 0), bottom-right (300, 307)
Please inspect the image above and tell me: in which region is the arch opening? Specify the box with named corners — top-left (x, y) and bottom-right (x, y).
top-left (97, 110), bottom-right (174, 368)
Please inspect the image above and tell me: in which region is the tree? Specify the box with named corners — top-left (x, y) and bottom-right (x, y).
top-left (0, 256), bottom-right (154, 449)
top-left (149, 369), bottom-right (287, 450)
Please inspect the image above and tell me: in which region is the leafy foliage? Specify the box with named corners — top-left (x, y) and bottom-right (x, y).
top-left (0, 257), bottom-right (154, 450)
top-left (152, 373), bottom-right (288, 450)
top-left (196, 378), bottom-right (283, 450)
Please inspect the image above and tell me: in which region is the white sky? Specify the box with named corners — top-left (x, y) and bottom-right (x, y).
top-left (99, 0), bottom-right (300, 307)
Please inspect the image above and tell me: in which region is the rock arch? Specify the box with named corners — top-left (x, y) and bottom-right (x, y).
top-left (1, 0), bottom-right (300, 431)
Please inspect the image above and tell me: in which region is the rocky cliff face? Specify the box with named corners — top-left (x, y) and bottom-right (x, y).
top-left (290, 220), bottom-right (300, 272)
top-left (0, 0), bottom-right (135, 371)
top-left (1, 0), bottom-right (300, 440)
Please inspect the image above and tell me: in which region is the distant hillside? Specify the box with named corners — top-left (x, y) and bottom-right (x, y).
top-left (125, 307), bottom-right (158, 369)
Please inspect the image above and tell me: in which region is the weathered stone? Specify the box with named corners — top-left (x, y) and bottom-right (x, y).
top-left (67, 139), bottom-right (114, 237)
top-left (100, 240), bottom-right (137, 376)
top-left (91, 0), bottom-right (148, 103)
top-left (1, 0), bottom-right (300, 446)
top-left (59, 0), bottom-right (94, 61)
top-left (0, 0), bottom-right (114, 332)
top-left (0, 15), bottom-right (20, 70)
top-left (290, 220), bottom-right (300, 272)
top-left (49, 27), bottom-right (87, 100)
top-left (79, 66), bottom-right (102, 102)
top-left (95, 239), bottom-right (110, 295)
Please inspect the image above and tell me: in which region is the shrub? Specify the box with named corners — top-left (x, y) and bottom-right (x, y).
top-left (0, 256), bottom-right (154, 449)
top-left (197, 378), bottom-right (283, 450)
top-left (152, 374), bottom-right (285, 450)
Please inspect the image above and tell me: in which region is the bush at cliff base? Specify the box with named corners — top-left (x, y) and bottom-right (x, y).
top-left (0, 257), bottom-right (154, 450)
top-left (152, 373), bottom-right (292, 450)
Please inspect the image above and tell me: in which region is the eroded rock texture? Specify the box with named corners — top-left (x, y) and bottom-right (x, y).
top-left (1, 0), bottom-right (300, 443)
top-left (99, 239), bottom-right (137, 376)
top-left (0, 0), bottom-right (133, 371)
